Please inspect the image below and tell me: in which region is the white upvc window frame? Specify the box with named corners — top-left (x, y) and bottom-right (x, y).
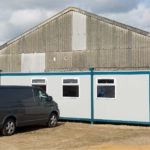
top-left (31, 78), bottom-right (47, 85)
top-left (31, 78), bottom-right (47, 92)
top-left (62, 77), bottom-right (80, 98)
top-left (96, 78), bottom-right (116, 99)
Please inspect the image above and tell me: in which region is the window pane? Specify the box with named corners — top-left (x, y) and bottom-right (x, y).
top-left (63, 79), bottom-right (78, 84)
top-left (34, 88), bottom-right (39, 97)
top-left (63, 85), bottom-right (79, 97)
top-left (34, 89), bottom-right (47, 99)
top-left (32, 79), bottom-right (46, 84)
top-left (97, 86), bottom-right (115, 98)
top-left (39, 90), bottom-right (47, 97)
top-left (98, 79), bottom-right (114, 84)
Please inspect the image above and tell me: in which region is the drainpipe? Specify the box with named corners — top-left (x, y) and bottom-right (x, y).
top-left (89, 67), bottom-right (94, 124)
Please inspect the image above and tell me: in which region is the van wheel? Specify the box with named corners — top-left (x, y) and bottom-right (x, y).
top-left (48, 113), bottom-right (58, 128)
top-left (2, 119), bottom-right (16, 136)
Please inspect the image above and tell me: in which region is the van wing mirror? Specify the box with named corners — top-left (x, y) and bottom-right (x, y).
top-left (48, 96), bottom-right (53, 102)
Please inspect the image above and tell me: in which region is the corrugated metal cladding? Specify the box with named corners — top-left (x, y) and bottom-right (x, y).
top-left (21, 53), bottom-right (45, 72)
top-left (72, 12), bottom-right (86, 50)
top-left (0, 7), bottom-right (150, 72)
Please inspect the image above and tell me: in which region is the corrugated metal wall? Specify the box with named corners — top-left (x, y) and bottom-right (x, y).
top-left (0, 11), bottom-right (72, 72)
top-left (86, 15), bottom-right (150, 70)
top-left (0, 8), bottom-right (150, 72)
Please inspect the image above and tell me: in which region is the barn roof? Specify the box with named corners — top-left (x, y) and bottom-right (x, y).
top-left (0, 7), bottom-right (150, 50)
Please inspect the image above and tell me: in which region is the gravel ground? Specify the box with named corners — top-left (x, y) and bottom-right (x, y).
top-left (0, 122), bottom-right (150, 150)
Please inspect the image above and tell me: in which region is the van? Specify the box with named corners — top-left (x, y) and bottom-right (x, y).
top-left (0, 86), bottom-right (59, 136)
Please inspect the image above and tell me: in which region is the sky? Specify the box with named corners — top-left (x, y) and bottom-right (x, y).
top-left (0, 0), bottom-right (150, 46)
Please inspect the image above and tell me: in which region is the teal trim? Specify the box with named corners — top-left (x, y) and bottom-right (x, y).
top-left (149, 74), bottom-right (150, 122)
top-left (94, 119), bottom-right (150, 125)
top-left (0, 70), bottom-right (150, 77)
top-left (94, 71), bottom-right (150, 75)
top-left (59, 117), bottom-right (91, 122)
top-left (89, 67), bottom-right (94, 124)
top-left (60, 117), bottom-right (150, 125)
top-left (1, 72), bottom-right (90, 76)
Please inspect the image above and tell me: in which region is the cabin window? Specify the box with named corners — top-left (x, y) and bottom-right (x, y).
top-left (31, 78), bottom-right (47, 92)
top-left (97, 78), bottom-right (115, 98)
top-left (62, 78), bottom-right (79, 97)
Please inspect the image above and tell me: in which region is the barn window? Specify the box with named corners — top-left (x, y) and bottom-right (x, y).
top-left (62, 78), bottom-right (79, 97)
top-left (97, 78), bottom-right (115, 98)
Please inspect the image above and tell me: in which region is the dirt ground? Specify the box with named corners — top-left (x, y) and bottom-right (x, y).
top-left (1, 122), bottom-right (150, 150)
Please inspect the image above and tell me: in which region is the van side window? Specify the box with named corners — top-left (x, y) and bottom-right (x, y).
top-left (34, 88), bottom-right (48, 102)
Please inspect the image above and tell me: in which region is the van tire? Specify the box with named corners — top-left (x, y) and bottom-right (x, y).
top-left (48, 113), bottom-right (58, 128)
top-left (2, 119), bottom-right (16, 136)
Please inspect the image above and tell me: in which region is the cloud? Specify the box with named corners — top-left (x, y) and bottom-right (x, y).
top-left (0, 22), bottom-right (11, 44)
top-left (101, 3), bottom-right (150, 32)
top-left (10, 9), bottom-right (55, 29)
top-left (83, 0), bottom-right (142, 13)
top-left (0, 0), bottom-right (70, 11)
top-left (0, 0), bottom-right (143, 12)
top-left (0, 8), bottom-right (56, 45)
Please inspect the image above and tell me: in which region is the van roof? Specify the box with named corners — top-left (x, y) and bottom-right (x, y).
top-left (0, 85), bottom-right (33, 88)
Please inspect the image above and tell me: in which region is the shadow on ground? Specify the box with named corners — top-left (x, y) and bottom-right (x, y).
top-left (0, 122), bottom-right (64, 136)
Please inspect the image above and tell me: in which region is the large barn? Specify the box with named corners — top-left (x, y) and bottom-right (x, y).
top-left (0, 7), bottom-right (150, 72)
top-left (0, 7), bottom-right (150, 124)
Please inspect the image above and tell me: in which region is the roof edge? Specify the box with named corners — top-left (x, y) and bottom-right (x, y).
top-left (0, 6), bottom-right (150, 50)
top-left (75, 7), bottom-right (150, 36)
top-left (0, 7), bottom-right (75, 50)
top-left (64, 7), bottom-right (150, 36)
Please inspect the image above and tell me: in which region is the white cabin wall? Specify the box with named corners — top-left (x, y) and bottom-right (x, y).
top-left (1, 75), bottom-right (91, 119)
top-left (1, 76), bottom-right (31, 86)
top-left (94, 75), bottom-right (149, 122)
top-left (1, 73), bottom-right (149, 122)
top-left (47, 75), bottom-right (91, 118)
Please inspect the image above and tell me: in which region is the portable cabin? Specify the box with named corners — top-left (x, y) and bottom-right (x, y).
top-left (0, 7), bottom-right (150, 125)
